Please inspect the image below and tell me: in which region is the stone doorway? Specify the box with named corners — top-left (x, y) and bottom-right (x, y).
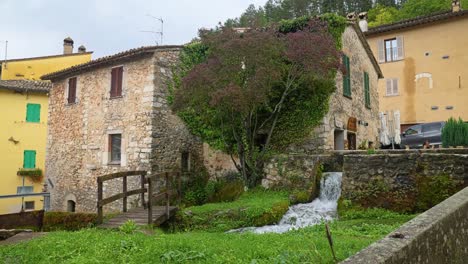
top-left (334, 130), bottom-right (345, 150)
top-left (347, 132), bottom-right (357, 150)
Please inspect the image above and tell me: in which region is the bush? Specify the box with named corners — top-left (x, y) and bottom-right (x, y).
top-left (43, 212), bottom-right (97, 231)
top-left (119, 220), bottom-right (139, 234)
top-left (442, 117), bottom-right (468, 147)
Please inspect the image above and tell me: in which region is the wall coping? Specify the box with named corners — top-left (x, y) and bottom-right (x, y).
top-left (341, 187), bottom-right (468, 263)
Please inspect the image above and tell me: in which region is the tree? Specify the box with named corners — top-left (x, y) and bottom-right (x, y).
top-left (173, 20), bottom-right (341, 187)
top-left (398, 0), bottom-right (453, 20)
top-left (368, 4), bottom-right (399, 27)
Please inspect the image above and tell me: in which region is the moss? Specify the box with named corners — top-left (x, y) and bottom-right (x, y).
top-left (289, 190), bottom-right (312, 205)
top-left (415, 175), bottom-right (463, 211)
top-left (253, 201), bottom-right (289, 226)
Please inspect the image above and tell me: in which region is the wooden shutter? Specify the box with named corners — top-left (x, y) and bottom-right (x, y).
top-left (364, 72), bottom-right (370, 108)
top-left (110, 66), bottom-right (123, 98)
top-left (386, 79), bottom-right (392, 96)
top-left (23, 150), bottom-right (36, 169)
top-left (343, 55), bottom-right (351, 97)
top-left (392, 79), bottom-right (399, 95)
top-left (378, 39), bottom-right (385, 63)
top-left (68, 77), bottom-right (77, 104)
top-left (26, 104), bottom-right (41, 122)
top-left (396, 36), bottom-right (404, 60)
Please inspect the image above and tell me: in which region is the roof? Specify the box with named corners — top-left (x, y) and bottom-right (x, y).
top-left (2, 51), bottom-right (93, 63)
top-left (41, 45), bottom-right (182, 81)
top-left (0, 80), bottom-right (52, 93)
top-left (348, 22), bottom-right (384, 79)
top-left (366, 10), bottom-right (468, 36)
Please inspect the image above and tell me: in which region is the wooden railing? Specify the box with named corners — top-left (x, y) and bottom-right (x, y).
top-left (97, 171), bottom-right (147, 224)
top-left (147, 171), bottom-right (182, 224)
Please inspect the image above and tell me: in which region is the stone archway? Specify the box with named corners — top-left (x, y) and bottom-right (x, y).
top-left (64, 193), bottom-right (77, 212)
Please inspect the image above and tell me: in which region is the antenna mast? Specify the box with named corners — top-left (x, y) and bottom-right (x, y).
top-left (141, 15), bottom-right (164, 45)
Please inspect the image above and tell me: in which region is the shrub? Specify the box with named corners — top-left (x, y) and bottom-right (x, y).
top-left (119, 220), bottom-right (139, 234)
top-left (43, 212), bottom-right (98, 231)
top-left (442, 117), bottom-right (468, 147)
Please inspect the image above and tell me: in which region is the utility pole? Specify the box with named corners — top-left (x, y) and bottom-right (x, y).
top-left (141, 15), bottom-right (164, 45)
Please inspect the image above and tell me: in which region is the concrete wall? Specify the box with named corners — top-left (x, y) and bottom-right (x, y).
top-left (366, 16), bottom-right (468, 126)
top-left (295, 26), bottom-right (380, 152)
top-left (342, 186), bottom-right (468, 264)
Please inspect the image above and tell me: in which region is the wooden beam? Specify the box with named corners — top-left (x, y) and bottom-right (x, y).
top-left (97, 171), bottom-right (147, 183)
top-left (98, 188), bottom-right (147, 207)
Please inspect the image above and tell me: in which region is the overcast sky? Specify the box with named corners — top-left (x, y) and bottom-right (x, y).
top-left (0, 0), bottom-right (266, 60)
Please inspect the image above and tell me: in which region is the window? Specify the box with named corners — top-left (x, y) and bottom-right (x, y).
top-left (386, 79), bottom-right (399, 96)
top-left (405, 125), bottom-right (422, 135)
top-left (23, 150), bottom-right (36, 169)
top-left (26, 103), bottom-right (41, 123)
top-left (67, 200), bottom-right (76, 213)
top-left (378, 36), bottom-right (404, 63)
top-left (422, 123), bottom-right (442, 133)
top-left (342, 54), bottom-right (351, 97)
top-left (68, 77), bottom-right (77, 104)
top-left (24, 201), bottom-right (35, 210)
top-left (181, 152), bottom-right (190, 172)
top-left (17, 186), bottom-right (34, 194)
top-left (110, 66), bottom-right (123, 98)
top-left (364, 72), bottom-right (370, 109)
top-left (109, 134), bottom-right (122, 163)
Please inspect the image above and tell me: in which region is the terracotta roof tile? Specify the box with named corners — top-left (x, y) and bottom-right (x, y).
top-left (0, 80), bottom-right (52, 93)
top-left (41, 45), bottom-right (182, 81)
top-left (366, 10), bottom-right (468, 36)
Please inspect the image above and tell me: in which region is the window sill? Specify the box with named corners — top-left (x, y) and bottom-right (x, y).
top-left (109, 96), bottom-right (123, 100)
top-left (380, 59), bottom-right (404, 64)
top-left (107, 162), bottom-right (121, 166)
top-left (343, 94), bottom-right (352, 100)
top-left (385, 94), bottom-right (400, 97)
top-left (66, 102), bottom-right (78, 106)
top-left (25, 121), bottom-right (40, 124)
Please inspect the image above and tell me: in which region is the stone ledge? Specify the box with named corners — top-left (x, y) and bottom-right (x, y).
top-left (341, 187), bottom-right (468, 264)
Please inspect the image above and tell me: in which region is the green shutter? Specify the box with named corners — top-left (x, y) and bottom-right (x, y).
top-left (26, 104), bottom-right (41, 123)
top-left (364, 72), bottom-right (370, 108)
top-left (343, 55), bottom-right (351, 97)
top-left (23, 150), bottom-right (36, 169)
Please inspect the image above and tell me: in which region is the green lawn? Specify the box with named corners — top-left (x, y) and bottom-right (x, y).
top-left (0, 191), bottom-right (416, 263)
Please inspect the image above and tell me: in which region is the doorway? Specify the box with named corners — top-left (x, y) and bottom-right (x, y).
top-left (334, 130), bottom-right (345, 150)
top-left (347, 132), bottom-right (357, 150)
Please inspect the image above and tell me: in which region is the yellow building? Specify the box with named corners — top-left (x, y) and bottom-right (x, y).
top-left (0, 38), bottom-right (92, 214)
top-left (365, 2), bottom-right (468, 130)
top-left (0, 81), bottom-right (50, 213)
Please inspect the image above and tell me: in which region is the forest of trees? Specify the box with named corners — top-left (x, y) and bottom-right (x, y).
top-left (224, 0), bottom-right (463, 28)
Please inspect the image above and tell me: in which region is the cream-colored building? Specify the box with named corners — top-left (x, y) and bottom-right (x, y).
top-left (365, 1), bottom-right (468, 130)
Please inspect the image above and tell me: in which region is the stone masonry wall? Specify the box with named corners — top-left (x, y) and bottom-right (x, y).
top-left (294, 26), bottom-right (380, 153)
top-left (342, 187), bottom-right (468, 264)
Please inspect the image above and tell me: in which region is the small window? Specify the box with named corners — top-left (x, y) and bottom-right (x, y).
top-left (181, 152), bottom-right (190, 172)
top-left (385, 38), bottom-right (398, 62)
top-left (26, 103), bottom-right (41, 123)
top-left (386, 79), bottom-right (399, 96)
top-left (109, 134), bottom-right (122, 163)
top-left (110, 66), bottom-right (123, 98)
top-left (68, 77), bottom-right (77, 104)
top-left (23, 150), bottom-right (36, 169)
top-left (342, 54), bottom-right (351, 98)
top-left (24, 201), bottom-right (35, 210)
top-left (17, 186), bottom-right (34, 194)
top-left (422, 123), bottom-right (442, 133)
top-left (67, 200), bottom-right (76, 213)
top-left (364, 72), bottom-right (370, 109)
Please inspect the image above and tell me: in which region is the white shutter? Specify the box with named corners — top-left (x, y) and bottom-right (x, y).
top-left (386, 79), bottom-right (392, 95)
top-left (392, 79), bottom-right (399, 95)
top-left (378, 39), bottom-right (385, 63)
top-left (396, 36), bottom-right (404, 60)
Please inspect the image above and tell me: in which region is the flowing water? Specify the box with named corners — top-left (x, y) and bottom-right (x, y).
top-left (230, 172), bottom-right (343, 234)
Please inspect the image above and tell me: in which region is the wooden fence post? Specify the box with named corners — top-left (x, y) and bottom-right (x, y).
top-left (123, 176), bottom-right (127, 212)
top-left (140, 174), bottom-right (146, 208)
top-left (147, 176), bottom-right (153, 225)
top-left (97, 180), bottom-right (103, 224)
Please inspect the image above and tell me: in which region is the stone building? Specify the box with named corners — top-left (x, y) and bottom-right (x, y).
top-left (42, 46), bottom-right (203, 213)
top-left (295, 17), bottom-right (383, 152)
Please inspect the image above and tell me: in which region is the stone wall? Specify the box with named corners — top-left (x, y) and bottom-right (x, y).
top-left (342, 152), bottom-right (468, 212)
top-left (46, 48), bottom-right (202, 213)
top-left (294, 26), bottom-right (380, 153)
top-left (341, 187), bottom-right (468, 264)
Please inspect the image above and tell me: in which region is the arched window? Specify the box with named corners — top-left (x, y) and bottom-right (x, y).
top-left (67, 200), bottom-right (76, 213)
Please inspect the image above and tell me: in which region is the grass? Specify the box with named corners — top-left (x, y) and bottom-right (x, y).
top-left (0, 191), bottom-right (417, 263)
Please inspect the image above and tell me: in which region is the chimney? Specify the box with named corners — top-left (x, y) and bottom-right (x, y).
top-left (358, 12), bottom-right (369, 32)
top-left (78, 45), bottom-right (86, 53)
top-left (452, 0), bottom-right (462, 12)
top-left (347, 12), bottom-right (357, 22)
top-left (63, 37), bottom-right (74, 55)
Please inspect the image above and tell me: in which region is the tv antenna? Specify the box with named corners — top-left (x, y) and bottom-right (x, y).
top-left (0, 40), bottom-right (8, 69)
top-left (141, 14), bottom-right (164, 45)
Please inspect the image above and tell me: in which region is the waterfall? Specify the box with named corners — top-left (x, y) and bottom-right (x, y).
top-left (230, 172), bottom-right (343, 234)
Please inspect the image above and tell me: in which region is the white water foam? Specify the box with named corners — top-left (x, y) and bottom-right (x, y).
top-left (230, 172), bottom-right (343, 234)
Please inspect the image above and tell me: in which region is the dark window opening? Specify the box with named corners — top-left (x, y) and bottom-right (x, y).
top-left (68, 77), bottom-right (77, 104)
top-left (181, 152), bottom-right (190, 172)
top-left (24, 201), bottom-right (35, 210)
top-left (385, 38), bottom-right (398, 62)
top-left (342, 54), bottom-right (351, 97)
top-left (110, 66), bottom-right (123, 98)
top-left (109, 134), bottom-right (122, 163)
top-left (67, 200), bottom-right (76, 213)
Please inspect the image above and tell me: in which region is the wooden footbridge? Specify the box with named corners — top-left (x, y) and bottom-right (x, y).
top-left (96, 171), bottom-right (181, 229)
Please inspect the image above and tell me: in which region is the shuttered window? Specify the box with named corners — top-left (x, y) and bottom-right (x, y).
top-left (364, 72), bottom-right (370, 108)
top-left (378, 36), bottom-right (404, 63)
top-left (26, 104), bottom-right (41, 123)
top-left (386, 78), bottom-right (399, 96)
top-left (110, 66), bottom-right (123, 98)
top-left (109, 134), bottom-right (122, 163)
top-left (68, 77), bottom-right (77, 104)
top-left (23, 150), bottom-right (36, 169)
top-left (342, 54), bottom-right (351, 97)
